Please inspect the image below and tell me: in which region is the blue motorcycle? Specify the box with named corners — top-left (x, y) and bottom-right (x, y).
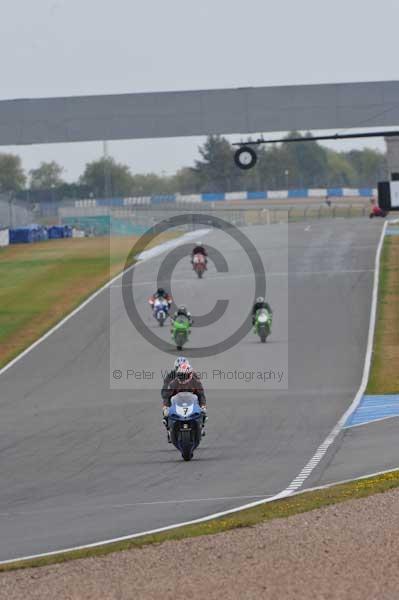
top-left (167, 392), bottom-right (204, 461)
top-left (152, 298), bottom-right (170, 327)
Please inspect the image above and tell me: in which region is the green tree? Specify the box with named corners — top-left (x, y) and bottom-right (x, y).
top-left (0, 153), bottom-right (26, 194)
top-left (345, 149), bottom-right (387, 186)
top-left (130, 173), bottom-right (175, 196)
top-left (79, 157), bottom-right (134, 197)
top-left (281, 132), bottom-right (329, 187)
top-left (172, 167), bottom-right (202, 194)
top-left (29, 161), bottom-right (65, 190)
top-left (194, 135), bottom-right (239, 192)
top-left (325, 151), bottom-right (357, 186)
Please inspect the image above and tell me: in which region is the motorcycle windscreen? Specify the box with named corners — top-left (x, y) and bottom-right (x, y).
top-left (170, 392), bottom-right (199, 418)
top-left (174, 316), bottom-right (189, 327)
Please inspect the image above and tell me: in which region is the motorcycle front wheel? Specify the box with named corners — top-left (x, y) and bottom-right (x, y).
top-left (175, 332), bottom-right (186, 351)
top-left (258, 325), bottom-right (268, 343)
top-left (180, 430), bottom-right (193, 461)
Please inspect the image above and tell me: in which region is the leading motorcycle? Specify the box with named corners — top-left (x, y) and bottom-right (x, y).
top-left (192, 254), bottom-right (206, 278)
top-left (167, 392), bottom-right (203, 461)
top-left (254, 308), bottom-right (272, 343)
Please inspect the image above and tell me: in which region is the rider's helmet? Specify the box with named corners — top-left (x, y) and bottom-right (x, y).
top-left (174, 356), bottom-right (187, 370)
top-left (256, 296), bottom-right (265, 304)
top-left (176, 361), bottom-right (193, 383)
top-left (157, 287), bottom-right (166, 297)
top-left (177, 305), bottom-right (188, 315)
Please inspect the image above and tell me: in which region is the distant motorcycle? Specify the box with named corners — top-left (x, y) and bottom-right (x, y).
top-left (152, 298), bottom-right (169, 326)
top-left (167, 392), bottom-right (204, 461)
top-left (369, 206), bottom-right (387, 219)
top-left (192, 254), bottom-right (206, 278)
top-left (254, 308), bottom-right (272, 343)
top-left (171, 315), bottom-right (191, 350)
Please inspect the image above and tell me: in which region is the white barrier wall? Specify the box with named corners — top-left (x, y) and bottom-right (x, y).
top-left (0, 228), bottom-right (9, 246)
top-left (225, 191), bottom-right (247, 201)
top-left (268, 190), bottom-right (289, 199)
top-left (308, 189), bottom-right (327, 197)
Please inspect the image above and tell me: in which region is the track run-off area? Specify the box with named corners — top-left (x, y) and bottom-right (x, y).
top-left (0, 218), bottom-right (389, 562)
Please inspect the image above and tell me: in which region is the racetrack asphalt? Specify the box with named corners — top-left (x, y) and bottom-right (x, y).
top-left (0, 218), bottom-right (384, 561)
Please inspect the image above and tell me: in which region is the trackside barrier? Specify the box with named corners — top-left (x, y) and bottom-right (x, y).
top-left (0, 228), bottom-right (9, 247)
top-left (72, 187), bottom-right (378, 209)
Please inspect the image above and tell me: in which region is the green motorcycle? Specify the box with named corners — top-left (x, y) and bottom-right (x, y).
top-left (171, 315), bottom-right (191, 350)
top-left (254, 308), bottom-right (272, 343)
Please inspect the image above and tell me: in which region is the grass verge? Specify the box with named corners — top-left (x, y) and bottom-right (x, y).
top-left (1, 469), bottom-right (399, 572)
top-left (367, 234), bottom-right (399, 394)
top-left (0, 233), bottom-right (177, 368)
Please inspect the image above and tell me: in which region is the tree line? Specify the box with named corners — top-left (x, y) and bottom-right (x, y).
top-left (0, 132), bottom-right (388, 202)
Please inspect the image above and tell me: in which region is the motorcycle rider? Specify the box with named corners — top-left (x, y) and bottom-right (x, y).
top-left (148, 287), bottom-right (172, 313)
top-left (251, 296), bottom-right (273, 325)
top-left (191, 241), bottom-right (208, 267)
top-left (170, 304), bottom-right (193, 326)
top-left (161, 356), bottom-right (187, 403)
top-left (162, 360), bottom-right (207, 440)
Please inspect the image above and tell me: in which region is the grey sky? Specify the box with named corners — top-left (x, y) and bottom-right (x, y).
top-left (1, 0), bottom-right (399, 182)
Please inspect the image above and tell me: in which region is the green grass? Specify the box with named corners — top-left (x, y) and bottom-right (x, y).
top-left (0, 234), bottom-right (177, 368)
top-left (1, 469), bottom-right (399, 572)
top-left (366, 235), bottom-right (399, 394)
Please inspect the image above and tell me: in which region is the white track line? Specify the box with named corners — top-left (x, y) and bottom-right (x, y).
top-left (0, 229), bottom-right (209, 378)
top-left (0, 222), bottom-right (388, 565)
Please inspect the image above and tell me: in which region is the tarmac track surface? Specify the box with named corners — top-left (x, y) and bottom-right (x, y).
top-left (0, 219), bottom-right (383, 561)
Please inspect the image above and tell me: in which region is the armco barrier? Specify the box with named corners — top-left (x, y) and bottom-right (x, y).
top-left (327, 188), bottom-right (343, 197)
top-left (288, 189), bottom-right (309, 198)
top-left (202, 193), bottom-right (225, 201)
top-left (150, 195), bottom-right (176, 204)
top-left (359, 188), bottom-right (375, 197)
top-left (72, 187), bottom-right (378, 209)
top-left (247, 191), bottom-right (267, 200)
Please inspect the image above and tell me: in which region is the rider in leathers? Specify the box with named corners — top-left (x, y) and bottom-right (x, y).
top-left (191, 242), bottom-right (208, 267)
top-left (162, 361), bottom-right (207, 440)
top-left (251, 296), bottom-right (273, 325)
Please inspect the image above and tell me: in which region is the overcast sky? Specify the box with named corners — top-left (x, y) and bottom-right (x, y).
top-left (1, 0), bottom-right (399, 182)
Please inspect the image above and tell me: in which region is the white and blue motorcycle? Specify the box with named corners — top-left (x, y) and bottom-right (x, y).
top-left (152, 298), bottom-right (170, 327)
top-left (167, 392), bottom-right (204, 461)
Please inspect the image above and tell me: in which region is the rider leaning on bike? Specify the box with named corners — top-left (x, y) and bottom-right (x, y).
top-left (162, 359), bottom-right (206, 409)
top-left (148, 287), bottom-right (172, 307)
top-left (191, 241), bottom-right (208, 266)
top-left (161, 358), bottom-right (207, 440)
top-left (170, 304), bottom-right (193, 326)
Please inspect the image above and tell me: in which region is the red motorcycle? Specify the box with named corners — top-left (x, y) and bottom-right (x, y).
top-left (369, 206), bottom-right (387, 219)
top-left (192, 253), bottom-right (206, 278)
